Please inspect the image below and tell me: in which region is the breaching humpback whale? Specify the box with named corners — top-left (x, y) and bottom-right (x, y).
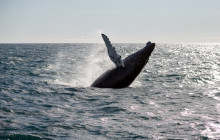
top-left (91, 34), bottom-right (155, 88)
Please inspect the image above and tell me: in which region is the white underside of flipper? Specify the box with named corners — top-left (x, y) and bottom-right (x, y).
top-left (101, 34), bottom-right (125, 68)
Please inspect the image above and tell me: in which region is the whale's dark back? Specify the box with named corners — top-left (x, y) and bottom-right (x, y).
top-left (91, 43), bottom-right (155, 88)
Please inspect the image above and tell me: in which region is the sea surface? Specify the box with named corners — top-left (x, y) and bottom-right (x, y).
top-left (0, 43), bottom-right (220, 140)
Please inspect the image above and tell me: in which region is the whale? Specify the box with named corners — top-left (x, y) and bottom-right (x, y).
top-left (91, 37), bottom-right (155, 88)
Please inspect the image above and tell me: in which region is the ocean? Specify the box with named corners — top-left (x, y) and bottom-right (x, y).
top-left (0, 43), bottom-right (220, 139)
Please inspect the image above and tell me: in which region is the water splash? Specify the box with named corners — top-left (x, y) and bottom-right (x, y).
top-left (45, 44), bottom-right (111, 87)
top-left (98, 29), bottom-right (103, 35)
top-left (76, 44), bottom-right (111, 87)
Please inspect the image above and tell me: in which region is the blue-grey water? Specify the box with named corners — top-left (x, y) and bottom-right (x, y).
top-left (0, 43), bottom-right (220, 139)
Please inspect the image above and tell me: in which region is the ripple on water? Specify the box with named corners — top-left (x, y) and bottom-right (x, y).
top-left (1, 43), bottom-right (220, 139)
top-left (0, 134), bottom-right (52, 140)
top-left (98, 106), bottom-right (126, 114)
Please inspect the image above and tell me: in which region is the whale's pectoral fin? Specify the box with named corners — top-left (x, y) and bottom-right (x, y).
top-left (101, 34), bottom-right (125, 68)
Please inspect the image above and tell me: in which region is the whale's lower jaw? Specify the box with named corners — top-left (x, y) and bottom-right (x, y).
top-left (91, 42), bottom-right (155, 88)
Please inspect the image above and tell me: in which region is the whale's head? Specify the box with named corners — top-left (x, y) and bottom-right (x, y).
top-left (124, 42), bottom-right (155, 68)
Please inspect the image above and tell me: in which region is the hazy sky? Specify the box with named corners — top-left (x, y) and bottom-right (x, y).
top-left (1, 0), bottom-right (220, 43)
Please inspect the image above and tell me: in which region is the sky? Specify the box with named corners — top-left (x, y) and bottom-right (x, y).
top-left (0, 0), bottom-right (220, 43)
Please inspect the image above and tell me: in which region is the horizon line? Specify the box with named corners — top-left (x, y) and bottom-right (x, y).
top-left (0, 42), bottom-right (220, 45)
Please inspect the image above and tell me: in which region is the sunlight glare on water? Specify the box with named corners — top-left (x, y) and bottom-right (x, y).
top-left (0, 43), bottom-right (220, 139)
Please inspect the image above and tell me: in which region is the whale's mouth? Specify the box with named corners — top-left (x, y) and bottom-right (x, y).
top-left (123, 41), bottom-right (155, 68)
top-left (136, 42), bottom-right (155, 66)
